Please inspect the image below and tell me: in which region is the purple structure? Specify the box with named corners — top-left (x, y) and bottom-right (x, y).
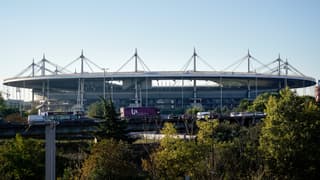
top-left (120, 107), bottom-right (160, 119)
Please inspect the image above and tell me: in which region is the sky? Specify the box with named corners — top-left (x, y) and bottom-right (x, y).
top-left (1, 0), bottom-right (320, 98)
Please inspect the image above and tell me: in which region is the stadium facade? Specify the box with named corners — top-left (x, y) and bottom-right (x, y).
top-left (3, 50), bottom-right (316, 114)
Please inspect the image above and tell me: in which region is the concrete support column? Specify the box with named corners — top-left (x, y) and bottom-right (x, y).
top-left (45, 121), bottom-right (56, 180)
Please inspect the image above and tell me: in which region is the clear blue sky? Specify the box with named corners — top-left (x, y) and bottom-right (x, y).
top-left (1, 0), bottom-right (320, 94)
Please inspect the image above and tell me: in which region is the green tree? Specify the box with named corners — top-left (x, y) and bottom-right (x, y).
top-left (0, 134), bottom-right (45, 179)
top-left (142, 123), bottom-right (209, 179)
top-left (236, 99), bottom-right (251, 112)
top-left (80, 139), bottom-right (138, 180)
top-left (248, 92), bottom-right (278, 112)
top-left (97, 97), bottom-right (127, 140)
top-left (0, 93), bottom-right (22, 121)
top-left (87, 101), bottom-right (104, 118)
top-left (185, 106), bottom-right (203, 118)
top-left (197, 120), bottom-right (264, 179)
top-left (0, 93), bottom-right (5, 108)
top-left (260, 88), bottom-right (320, 179)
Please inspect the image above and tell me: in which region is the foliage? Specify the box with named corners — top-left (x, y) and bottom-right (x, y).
top-left (4, 112), bottom-right (27, 123)
top-left (197, 120), bottom-right (264, 179)
top-left (0, 93), bottom-right (5, 108)
top-left (213, 124), bottom-right (264, 179)
top-left (87, 101), bottom-right (104, 118)
top-left (196, 120), bottom-right (218, 145)
top-left (260, 88), bottom-right (320, 179)
top-left (0, 93), bottom-right (21, 119)
top-left (185, 106), bottom-right (203, 117)
top-left (213, 121), bottom-right (241, 142)
top-left (143, 120), bottom-right (267, 179)
top-left (0, 134), bottom-right (45, 179)
top-left (55, 140), bottom-right (92, 180)
top-left (236, 99), bottom-right (251, 112)
top-left (0, 106), bottom-right (20, 119)
top-left (97, 97), bottom-right (127, 140)
top-left (248, 92), bottom-right (278, 112)
top-left (142, 123), bottom-right (209, 179)
top-left (80, 139), bottom-right (138, 180)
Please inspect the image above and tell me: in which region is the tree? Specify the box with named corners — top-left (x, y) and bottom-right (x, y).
top-left (96, 97), bottom-right (127, 140)
top-left (248, 92), bottom-right (278, 112)
top-left (142, 123), bottom-right (209, 179)
top-left (4, 112), bottom-right (27, 124)
top-left (0, 93), bottom-right (22, 121)
top-left (185, 106), bottom-right (203, 118)
top-left (260, 88), bottom-right (320, 179)
top-left (236, 99), bottom-right (251, 112)
top-left (196, 120), bottom-right (264, 179)
top-left (0, 134), bottom-right (45, 179)
top-left (80, 139), bottom-right (138, 179)
top-left (87, 101), bottom-right (104, 118)
top-left (0, 93), bottom-right (5, 108)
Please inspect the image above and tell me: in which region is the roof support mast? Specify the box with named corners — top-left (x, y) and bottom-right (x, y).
top-left (247, 49), bottom-right (251, 73)
top-left (134, 48), bottom-right (138, 73)
top-left (193, 48), bottom-right (197, 105)
top-left (278, 54), bottom-right (281, 76)
top-left (285, 58), bottom-right (288, 88)
top-left (278, 54), bottom-right (282, 90)
top-left (77, 50), bottom-right (85, 111)
top-left (134, 48), bottom-right (139, 107)
top-left (42, 54), bottom-right (46, 76)
top-left (32, 59), bottom-right (35, 77)
top-left (193, 48), bottom-right (197, 72)
top-left (80, 50), bottom-right (84, 74)
top-left (247, 50), bottom-right (251, 99)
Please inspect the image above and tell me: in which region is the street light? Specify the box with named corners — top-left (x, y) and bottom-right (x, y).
top-left (102, 68), bottom-right (109, 99)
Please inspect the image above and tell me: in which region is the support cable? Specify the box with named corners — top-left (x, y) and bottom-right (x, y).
top-left (61, 57), bottom-right (81, 72)
top-left (223, 55), bottom-right (247, 71)
top-left (181, 56), bottom-right (194, 72)
top-left (116, 55), bottom-right (135, 72)
top-left (138, 56), bottom-right (151, 71)
top-left (83, 57), bottom-right (103, 70)
top-left (197, 55), bottom-right (216, 71)
top-left (84, 60), bottom-right (94, 72)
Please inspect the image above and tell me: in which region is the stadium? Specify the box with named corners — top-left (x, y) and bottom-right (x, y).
top-left (3, 49), bottom-right (316, 114)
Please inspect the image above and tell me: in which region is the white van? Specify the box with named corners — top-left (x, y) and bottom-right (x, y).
top-left (28, 115), bottom-right (45, 125)
top-left (196, 112), bottom-right (210, 119)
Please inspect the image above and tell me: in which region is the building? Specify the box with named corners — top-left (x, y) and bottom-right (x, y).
top-left (3, 50), bottom-right (316, 114)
